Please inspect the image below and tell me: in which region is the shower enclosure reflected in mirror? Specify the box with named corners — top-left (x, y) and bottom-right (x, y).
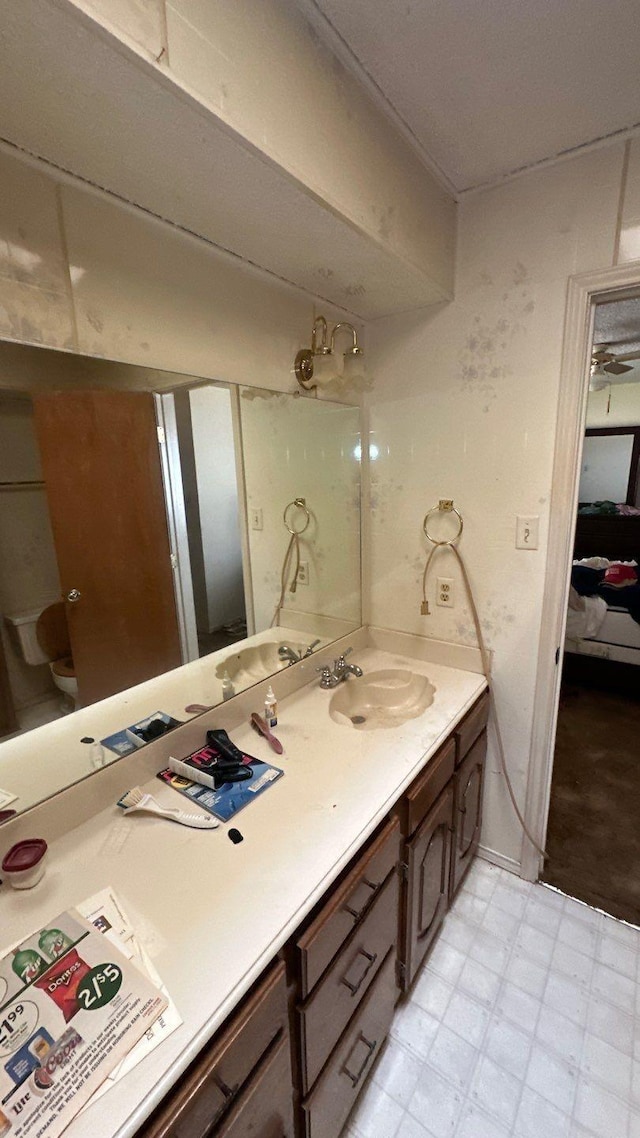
top-left (0, 341), bottom-right (361, 812)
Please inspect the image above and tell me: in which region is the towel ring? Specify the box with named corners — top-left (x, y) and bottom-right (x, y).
top-left (284, 497), bottom-right (311, 535)
top-left (423, 502), bottom-right (463, 547)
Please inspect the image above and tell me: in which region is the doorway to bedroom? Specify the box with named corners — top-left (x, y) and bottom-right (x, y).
top-left (542, 294), bottom-right (640, 924)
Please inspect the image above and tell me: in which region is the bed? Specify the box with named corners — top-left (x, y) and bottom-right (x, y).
top-left (564, 512), bottom-right (640, 666)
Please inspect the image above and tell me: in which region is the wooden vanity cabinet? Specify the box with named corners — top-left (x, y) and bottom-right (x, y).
top-left (134, 690), bottom-right (489, 1138)
top-left (449, 730), bottom-right (487, 900)
top-left (398, 690), bottom-right (489, 992)
top-left (449, 691), bottom-right (489, 900)
top-left (301, 949), bottom-right (398, 1138)
top-left (137, 961), bottom-right (293, 1138)
top-left (294, 817), bottom-right (401, 1138)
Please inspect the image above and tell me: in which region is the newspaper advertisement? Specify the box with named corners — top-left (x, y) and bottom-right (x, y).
top-left (76, 888), bottom-right (182, 1109)
top-left (0, 909), bottom-right (168, 1138)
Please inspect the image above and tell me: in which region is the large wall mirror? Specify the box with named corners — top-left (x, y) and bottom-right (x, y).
top-left (0, 341), bottom-right (361, 814)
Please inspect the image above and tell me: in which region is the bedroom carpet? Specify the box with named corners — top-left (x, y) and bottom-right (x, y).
top-left (543, 656), bottom-right (640, 925)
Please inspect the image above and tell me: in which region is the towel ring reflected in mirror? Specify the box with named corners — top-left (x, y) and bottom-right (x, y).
top-left (284, 497), bottom-right (311, 535)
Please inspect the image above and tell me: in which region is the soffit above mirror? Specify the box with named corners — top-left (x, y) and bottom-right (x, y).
top-left (0, 0), bottom-right (455, 320)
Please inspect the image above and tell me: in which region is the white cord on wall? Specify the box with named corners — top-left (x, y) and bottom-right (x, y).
top-left (422, 528), bottom-right (548, 863)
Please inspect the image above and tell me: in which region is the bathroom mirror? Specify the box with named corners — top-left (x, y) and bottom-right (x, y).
top-left (0, 340), bottom-right (361, 814)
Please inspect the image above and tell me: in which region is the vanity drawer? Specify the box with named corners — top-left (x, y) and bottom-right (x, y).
top-left (455, 690), bottom-right (489, 766)
top-left (296, 817), bottom-right (400, 999)
top-left (138, 962), bottom-right (287, 1138)
top-left (401, 738), bottom-right (456, 837)
top-left (301, 948), bottom-right (397, 1138)
top-left (215, 1033), bottom-right (294, 1138)
top-left (299, 867), bottom-right (399, 1093)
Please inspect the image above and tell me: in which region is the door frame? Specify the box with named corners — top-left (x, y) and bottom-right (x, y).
top-left (155, 393), bottom-right (199, 663)
top-left (521, 260), bottom-right (640, 881)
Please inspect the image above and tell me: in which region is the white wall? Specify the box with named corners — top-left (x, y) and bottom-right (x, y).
top-left (586, 380), bottom-right (640, 428)
top-left (367, 140), bottom-right (640, 870)
top-left (579, 434), bottom-right (635, 503)
top-left (189, 386), bottom-right (245, 633)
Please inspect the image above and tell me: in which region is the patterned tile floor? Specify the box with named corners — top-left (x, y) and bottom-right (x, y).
top-left (344, 861), bottom-right (640, 1138)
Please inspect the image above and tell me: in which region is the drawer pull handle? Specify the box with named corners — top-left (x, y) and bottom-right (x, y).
top-left (343, 879), bottom-right (378, 921)
top-left (341, 949), bottom-right (378, 996)
top-left (342, 1034), bottom-right (377, 1087)
top-left (212, 1075), bottom-right (239, 1101)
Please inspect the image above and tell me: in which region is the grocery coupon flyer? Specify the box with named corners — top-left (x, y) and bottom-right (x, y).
top-left (0, 910), bottom-right (167, 1138)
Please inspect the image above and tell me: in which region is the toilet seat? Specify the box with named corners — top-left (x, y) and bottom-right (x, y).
top-left (35, 603), bottom-right (75, 676)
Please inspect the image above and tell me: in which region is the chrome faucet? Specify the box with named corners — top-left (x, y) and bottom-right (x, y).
top-left (278, 639), bottom-right (321, 666)
top-left (316, 648), bottom-right (364, 688)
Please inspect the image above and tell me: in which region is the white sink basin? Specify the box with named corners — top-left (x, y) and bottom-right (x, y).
top-left (329, 669), bottom-right (435, 730)
top-left (216, 641), bottom-right (305, 684)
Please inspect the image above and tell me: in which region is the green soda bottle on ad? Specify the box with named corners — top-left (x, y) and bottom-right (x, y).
top-left (12, 947), bottom-right (47, 984)
top-left (38, 927), bottom-right (73, 961)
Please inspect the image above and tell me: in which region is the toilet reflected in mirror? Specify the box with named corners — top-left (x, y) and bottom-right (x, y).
top-left (6, 602), bottom-right (78, 714)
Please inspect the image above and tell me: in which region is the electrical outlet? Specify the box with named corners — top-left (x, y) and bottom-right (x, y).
top-left (297, 561), bottom-right (309, 586)
top-left (436, 577), bottom-right (454, 607)
top-left (250, 507), bottom-right (263, 531)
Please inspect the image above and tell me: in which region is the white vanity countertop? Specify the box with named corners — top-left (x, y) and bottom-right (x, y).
top-left (0, 645), bottom-right (486, 1138)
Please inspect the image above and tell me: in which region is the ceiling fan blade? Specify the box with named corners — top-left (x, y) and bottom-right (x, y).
top-left (604, 361), bottom-right (633, 375)
top-left (592, 350), bottom-right (615, 364)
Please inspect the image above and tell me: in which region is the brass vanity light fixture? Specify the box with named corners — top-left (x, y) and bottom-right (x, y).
top-left (295, 316), bottom-right (365, 390)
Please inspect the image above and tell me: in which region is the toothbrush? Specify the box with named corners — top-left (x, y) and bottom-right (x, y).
top-left (117, 787), bottom-right (219, 829)
top-left (250, 712), bottom-right (284, 755)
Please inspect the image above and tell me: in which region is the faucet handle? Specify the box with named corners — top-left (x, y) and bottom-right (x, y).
top-left (316, 664), bottom-right (335, 689)
top-left (335, 648), bottom-right (352, 666)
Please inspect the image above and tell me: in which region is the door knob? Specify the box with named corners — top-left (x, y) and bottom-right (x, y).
top-left (66, 589), bottom-right (82, 603)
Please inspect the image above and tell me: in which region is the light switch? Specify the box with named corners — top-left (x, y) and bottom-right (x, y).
top-left (516, 515), bottom-right (539, 549)
top-left (251, 508), bottom-right (263, 531)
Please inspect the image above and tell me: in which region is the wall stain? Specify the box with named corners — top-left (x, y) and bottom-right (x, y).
top-left (343, 283), bottom-right (366, 298)
top-left (458, 264), bottom-right (536, 409)
top-left (456, 598), bottom-right (515, 645)
top-left (378, 204), bottom-right (396, 241)
top-left (86, 310), bottom-right (104, 334)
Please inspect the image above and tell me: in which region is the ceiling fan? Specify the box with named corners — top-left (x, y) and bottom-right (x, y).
top-left (589, 345), bottom-right (639, 391)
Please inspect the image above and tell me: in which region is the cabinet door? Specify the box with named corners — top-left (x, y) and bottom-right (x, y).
top-left (401, 784), bottom-right (454, 991)
top-left (450, 731), bottom-right (486, 899)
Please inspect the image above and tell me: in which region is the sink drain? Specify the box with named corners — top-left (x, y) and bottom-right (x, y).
top-left (350, 715), bottom-right (366, 725)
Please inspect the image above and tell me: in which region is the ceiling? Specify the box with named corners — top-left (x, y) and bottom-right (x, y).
top-left (303, 0), bottom-right (640, 193)
top-left (593, 296), bottom-right (640, 385)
